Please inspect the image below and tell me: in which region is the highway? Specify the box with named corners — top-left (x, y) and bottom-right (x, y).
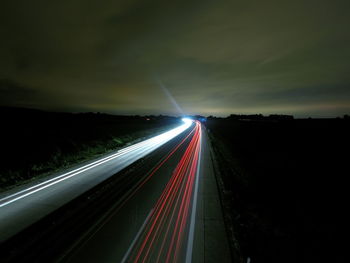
top-left (59, 120), bottom-right (202, 263)
top-left (0, 118), bottom-right (231, 262)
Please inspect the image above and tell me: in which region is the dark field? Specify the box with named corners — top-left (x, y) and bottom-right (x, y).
top-left (206, 117), bottom-right (349, 263)
top-left (0, 107), bottom-right (179, 190)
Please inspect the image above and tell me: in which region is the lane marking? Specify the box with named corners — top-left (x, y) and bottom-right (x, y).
top-left (146, 125), bottom-right (199, 262)
top-left (185, 124), bottom-right (202, 263)
top-left (56, 129), bottom-right (196, 263)
top-left (121, 209), bottom-right (154, 263)
top-left (130, 121), bottom-right (201, 262)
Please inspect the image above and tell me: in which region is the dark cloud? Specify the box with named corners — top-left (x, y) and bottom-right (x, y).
top-left (0, 0), bottom-right (349, 117)
top-left (0, 78), bottom-right (48, 108)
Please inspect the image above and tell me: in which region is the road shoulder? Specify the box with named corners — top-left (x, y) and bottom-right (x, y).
top-left (193, 125), bottom-right (231, 262)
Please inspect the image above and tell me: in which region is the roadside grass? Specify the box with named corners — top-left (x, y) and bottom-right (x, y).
top-left (0, 108), bottom-right (180, 192)
top-left (206, 118), bottom-right (349, 263)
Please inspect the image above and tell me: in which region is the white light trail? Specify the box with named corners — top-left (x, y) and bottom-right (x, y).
top-left (0, 120), bottom-right (192, 208)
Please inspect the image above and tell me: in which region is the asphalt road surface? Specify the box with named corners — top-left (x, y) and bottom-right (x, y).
top-left (54, 120), bottom-right (201, 263)
top-left (0, 119), bottom-right (230, 262)
top-left (0, 120), bottom-right (191, 242)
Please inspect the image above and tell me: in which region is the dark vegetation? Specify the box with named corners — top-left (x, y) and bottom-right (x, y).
top-left (0, 107), bottom-right (180, 191)
top-left (206, 116), bottom-right (349, 263)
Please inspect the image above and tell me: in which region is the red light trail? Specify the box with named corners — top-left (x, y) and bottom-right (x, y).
top-left (124, 121), bottom-right (202, 263)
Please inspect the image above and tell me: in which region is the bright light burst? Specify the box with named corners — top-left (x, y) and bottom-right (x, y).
top-left (181, 118), bottom-right (193, 125)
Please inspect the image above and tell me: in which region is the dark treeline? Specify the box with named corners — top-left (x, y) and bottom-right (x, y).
top-left (227, 114), bottom-right (294, 121)
top-left (208, 113), bottom-right (350, 121)
top-left (0, 107), bottom-right (180, 190)
top-left (206, 116), bottom-right (349, 263)
top-left (207, 114), bottom-right (294, 121)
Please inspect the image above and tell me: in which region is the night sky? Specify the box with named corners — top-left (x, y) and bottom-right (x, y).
top-left (1, 0), bottom-right (349, 117)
